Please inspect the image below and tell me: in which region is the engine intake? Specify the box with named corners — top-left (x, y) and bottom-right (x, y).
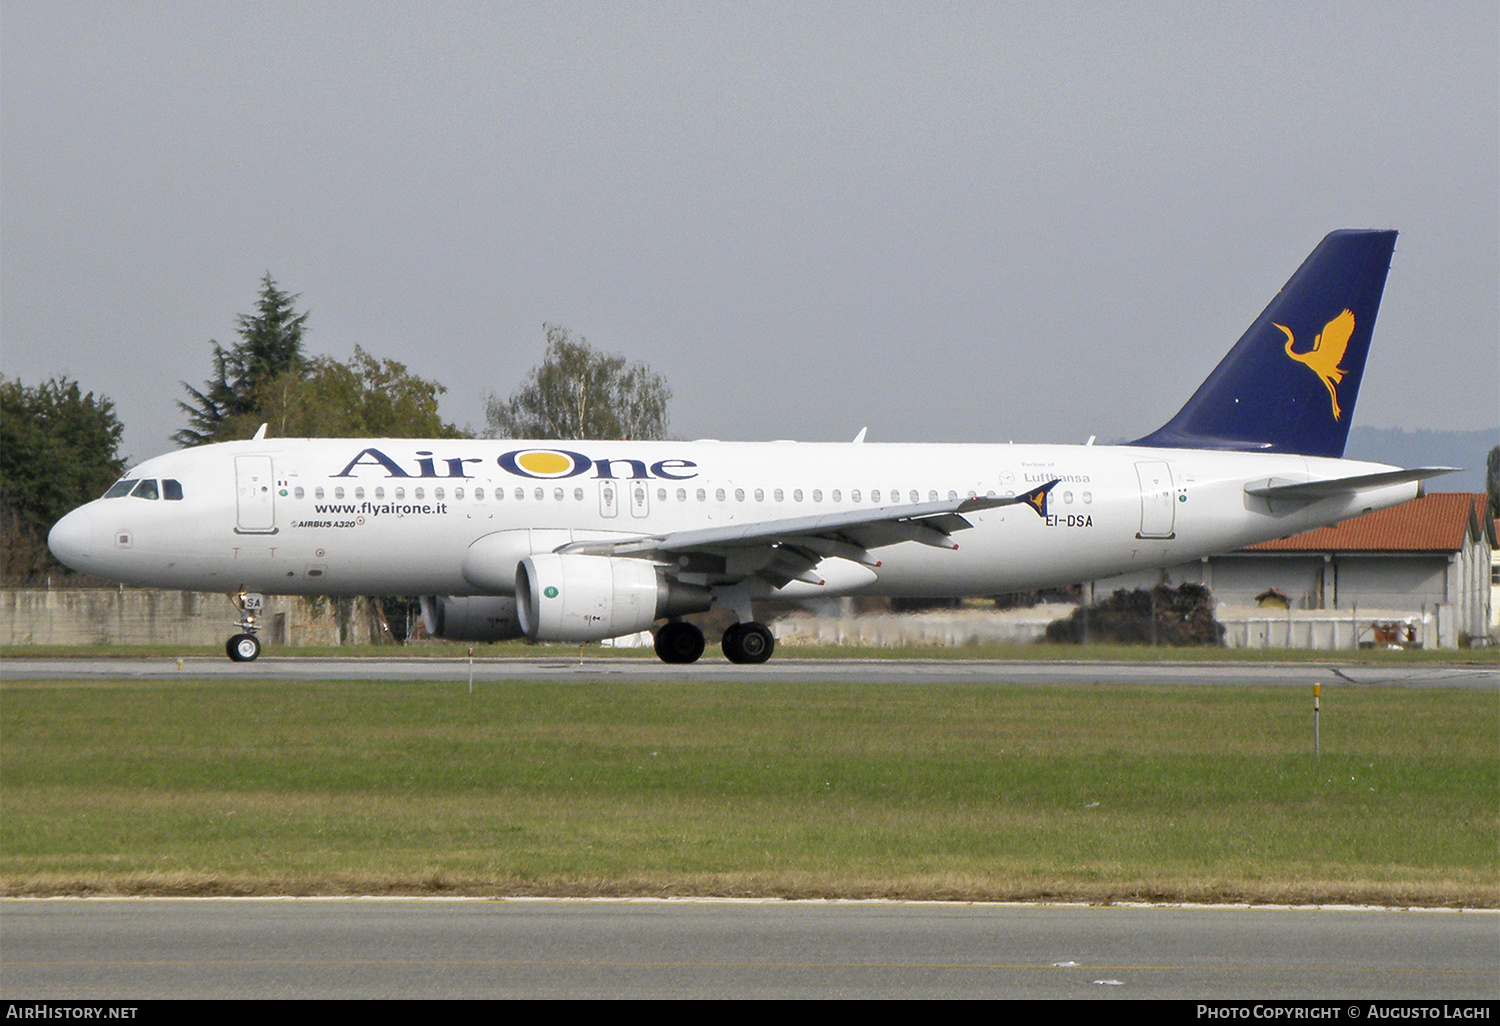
top-left (516, 554), bottom-right (712, 642)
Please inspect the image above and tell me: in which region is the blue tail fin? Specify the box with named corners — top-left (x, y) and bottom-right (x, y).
top-left (1132, 229), bottom-right (1397, 458)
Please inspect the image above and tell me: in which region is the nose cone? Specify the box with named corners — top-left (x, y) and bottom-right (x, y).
top-left (48, 505), bottom-right (97, 573)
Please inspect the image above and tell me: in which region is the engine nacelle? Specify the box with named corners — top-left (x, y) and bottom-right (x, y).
top-left (516, 554), bottom-right (712, 642)
top-left (420, 595), bottom-right (524, 642)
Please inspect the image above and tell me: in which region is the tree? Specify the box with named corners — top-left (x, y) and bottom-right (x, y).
top-left (176, 274), bottom-right (309, 446)
top-left (486, 323), bottom-right (671, 440)
top-left (1, 376), bottom-right (127, 579)
top-left (1045, 584), bottom-right (1225, 646)
top-left (217, 346), bottom-right (465, 440)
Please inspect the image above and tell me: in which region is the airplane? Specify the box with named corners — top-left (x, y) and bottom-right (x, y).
top-left (47, 229), bottom-right (1452, 664)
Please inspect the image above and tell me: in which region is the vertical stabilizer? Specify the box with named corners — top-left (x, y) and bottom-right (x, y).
top-left (1133, 229), bottom-right (1397, 457)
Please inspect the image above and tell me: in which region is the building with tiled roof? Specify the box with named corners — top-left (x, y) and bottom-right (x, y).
top-left (1089, 493), bottom-right (1493, 649)
top-left (1242, 492), bottom-right (1486, 556)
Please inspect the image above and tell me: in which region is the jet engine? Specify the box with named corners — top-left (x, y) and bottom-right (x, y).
top-left (419, 595), bottom-right (524, 642)
top-left (516, 554), bottom-right (712, 642)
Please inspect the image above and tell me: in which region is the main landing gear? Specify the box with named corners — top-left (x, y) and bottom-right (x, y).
top-left (654, 620), bottom-right (706, 664)
top-left (651, 620), bottom-right (776, 665)
top-left (722, 621), bottom-right (775, 664)
top-left (226, 592), bottom-right (265, 662)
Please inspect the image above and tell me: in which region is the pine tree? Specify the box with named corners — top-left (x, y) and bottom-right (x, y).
top-left (175, 274), bottom-right (309, 446)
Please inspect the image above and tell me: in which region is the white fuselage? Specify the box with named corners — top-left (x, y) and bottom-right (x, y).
top-left (48, 437), bottom-right (1419, 601)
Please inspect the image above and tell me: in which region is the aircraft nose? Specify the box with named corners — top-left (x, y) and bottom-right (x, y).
top-left (47, 506), bottom-right (97, 572)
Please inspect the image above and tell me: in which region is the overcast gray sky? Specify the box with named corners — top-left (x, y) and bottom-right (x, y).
top-left (3, 1), bottom-right (1496, 462)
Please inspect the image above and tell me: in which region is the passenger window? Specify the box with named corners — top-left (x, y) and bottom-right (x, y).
top-left (715, 488), bottom-right (726, 502)
top-left (335, 487), bottom-right (346, 500)
top-left (293, 486), bottom-right (304, 500)
top-left (928, 490), bottom-right (938, 502)
top-left (375, 487), bottom-right (386, 500)
top-left (696, 488), bottom-right (706, 501)
top-left (812, 489), bottom-right (823, 502)
top-left (130, 479), bottom-right (159, 500)
top-left (414, 487), bottom-right (424, 500)
top-left (104, 479), bottom-right (136, 499)
top-left (315, 486), bottom-right (325, 500)
top-left (554, 487), bottom-right (564, 501)
top-left (534, 487), bottom-right (544, 501)
top-left (453, 487), bottom-right (463, 500)
top-left (434, 487), bottom-right (444, 500)
top-left (577, 488), bottom-right (586, 501)
top-left (851, 490), bottom-right (861, 502)
top-left (355, 487), bottom-right (365, 500)
top-left (831, 489), bottom-right (841, 502)
top-left (754, 488), bottom-right (764, 502)
top-left (948, 490), bottom-right (957, 501)
top-left (515, 488), bottom-right (524, 500)
top-left (793, 489), bottom-right (803, 502)
top-left (677, 488), bottom-right (687, 502)
top-left (657, 488), bottom-right (667, 502)
top-left (734, 488), bottom-right (745, 502)
top-left (395, 487), bottom-right (406, 500)
top-left (473, 487), bottom-right (484, 500)
top-left (163, 479), bottom-right (184, 501)
top-left (774, 488), bottom-right (784, 502)
top-left (871, 489), bottom-right (881, 503)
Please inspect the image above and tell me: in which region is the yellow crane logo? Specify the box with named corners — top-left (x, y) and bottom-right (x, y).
top-left (1276, 309), bottom-right (1355, 420)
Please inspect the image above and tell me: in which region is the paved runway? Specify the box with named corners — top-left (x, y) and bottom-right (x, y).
top-left (3, 655), bottom-right (1496, 688)
top-left (3, 898), bottom-right (1496, 1000)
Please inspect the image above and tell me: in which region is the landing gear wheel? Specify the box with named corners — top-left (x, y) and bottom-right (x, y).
top-left (654, 621), bottom-right (706, 664)
top-left (226, 633), bottom-right (261, 662)
top-left (722, 621), bottom-right (775, 664)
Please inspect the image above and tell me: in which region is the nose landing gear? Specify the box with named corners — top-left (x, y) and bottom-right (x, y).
top-left (226, 632), bottom-right (261, 661)
top-left (226, 592), bottom-right (265, 662)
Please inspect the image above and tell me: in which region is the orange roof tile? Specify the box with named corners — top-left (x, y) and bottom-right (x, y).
top-left (1242, 493), bottom-right (1484, 554)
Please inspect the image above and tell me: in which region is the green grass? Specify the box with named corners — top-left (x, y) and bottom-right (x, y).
top-left (2, 678), bottom-right (1495, 905)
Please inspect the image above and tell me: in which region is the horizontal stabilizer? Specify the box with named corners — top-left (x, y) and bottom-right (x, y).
top-left (1244, 467), bottom-right (1457, 501)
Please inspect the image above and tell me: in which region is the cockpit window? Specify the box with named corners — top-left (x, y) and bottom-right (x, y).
top-left (130, 479), bottom-right (160, 500)
top-left (104, 479), bottom-right (136, 499)
top-left (162, 479), bottom-right (183, 501)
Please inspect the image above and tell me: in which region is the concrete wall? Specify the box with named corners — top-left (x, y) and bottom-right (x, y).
top-left (1216, 606), bottom-right (1442, 650)
top-left (771, 605), bottom-right (1075, 647)
top-left (768, 603), bottom-right (1451, 651)
top-left (0, 588), bottom-right (376, 648)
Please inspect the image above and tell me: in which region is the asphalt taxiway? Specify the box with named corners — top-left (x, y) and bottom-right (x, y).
top-left (3, 898), bottom-right (1496, 1000)
top-left (3, 655), bottom-right (1496, 688)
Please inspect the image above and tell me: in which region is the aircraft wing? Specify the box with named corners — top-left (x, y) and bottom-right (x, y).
top-left (557, 480), bottom-right (1059, 587)
top-left (1244, 467), bottom-right (1457, 501)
